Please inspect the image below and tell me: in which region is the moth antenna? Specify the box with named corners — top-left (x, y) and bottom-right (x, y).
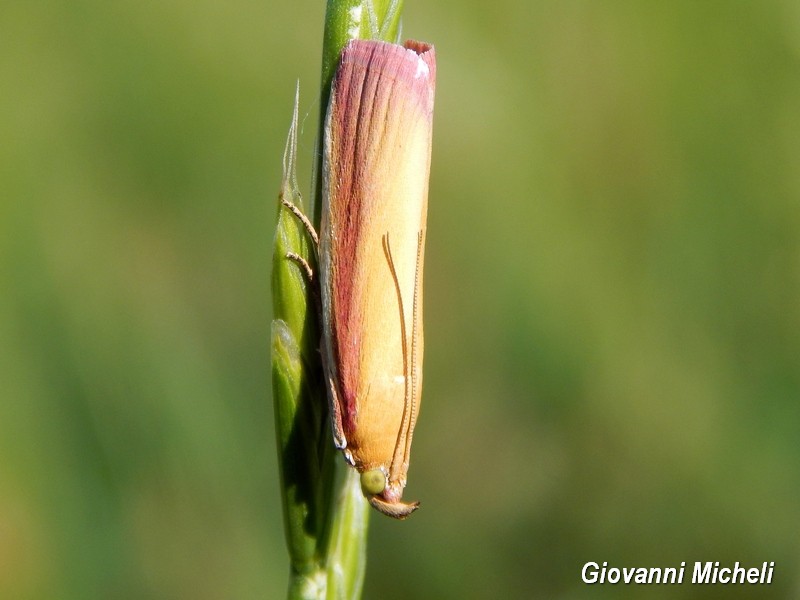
top-left (404, 229), bottom-right (424, 464)
top-left (382, 233), bottom-right (412, 482)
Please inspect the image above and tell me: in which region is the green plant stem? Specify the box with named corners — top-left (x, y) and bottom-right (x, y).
top-left (272, 2), bottom-right (405, 599)
top-left (313, 0), bottom-right (404, 226)
top-left (272, 86), bottom-right (333, 596)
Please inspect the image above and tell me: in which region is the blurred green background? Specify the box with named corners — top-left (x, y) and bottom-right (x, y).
top-left (2, 0), bottom-right (799, 598)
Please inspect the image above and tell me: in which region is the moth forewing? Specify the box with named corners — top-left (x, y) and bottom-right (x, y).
top-left (320, 39), bottom-right (435, 519)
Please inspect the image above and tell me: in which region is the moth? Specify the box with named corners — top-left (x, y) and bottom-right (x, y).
top-left (285, 38), bottom-right (435, 519)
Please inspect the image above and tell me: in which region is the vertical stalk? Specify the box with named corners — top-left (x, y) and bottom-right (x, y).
top-left (271, 2), bottom-right (404, 599)
top-left (312, 0), bottom-right (404, 226)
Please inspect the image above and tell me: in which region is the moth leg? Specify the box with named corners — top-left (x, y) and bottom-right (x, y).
top-left (285, 251), bottom-right (314, 282)
top-left (283, 222), bottom-right (345, 461)
top-left (280, 196), bottom-right (321, 315)
top-left (280, 195), bottom-right (322, 320)
top-left (281, 196), bottom-right (319, 247)
top-left (320, 344), bottom-right (348, 451)
top-left (282, 220), bottom-right (345, 460)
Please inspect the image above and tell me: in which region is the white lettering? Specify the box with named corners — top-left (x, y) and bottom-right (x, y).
top-left (731, 563), bottom-right (746, 584)
top-left (621, 568), bottom-right (634, 584)
top-left (582, 562), bottom-right (599, 584)
top-left (662, 567), bottom-right (678, 584)
top-left (693, 562), bottom-right (713, 584)
top-left (585, 561), bottom-right (773, 586)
